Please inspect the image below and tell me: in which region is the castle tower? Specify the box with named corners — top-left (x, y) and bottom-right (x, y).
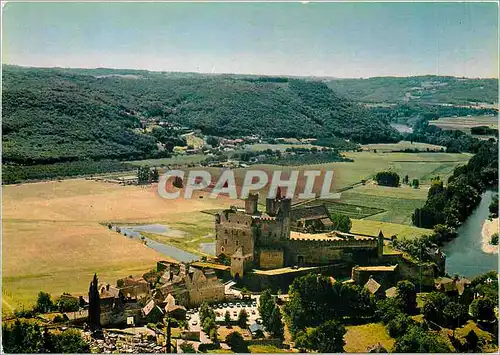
top-left (277, 197), bottom-right (292, 239)
top-left (266, 187), bottom-right (282, 216)
top-left (245, 193), bottom-right (259, 215)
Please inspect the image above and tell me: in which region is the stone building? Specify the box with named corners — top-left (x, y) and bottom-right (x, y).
top-left (215, 191), bottom-right (385, 278)
top-left (155, 261), bottom-right (225, 307)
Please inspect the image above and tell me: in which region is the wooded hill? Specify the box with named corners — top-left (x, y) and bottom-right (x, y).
top-left (2, 65), bottom-right (400, 165)
top-left (326, 76), bottom-right (498, 105)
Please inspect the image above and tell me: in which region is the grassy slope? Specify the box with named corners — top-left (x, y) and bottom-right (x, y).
top-left (351, 219), bottom-right (432, 240)
top-left (344, 322), bottom-right (395, 353)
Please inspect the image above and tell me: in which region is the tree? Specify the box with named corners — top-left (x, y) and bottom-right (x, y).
top-left (376, 297), bottom-right (404, 324)
top-left (179, 341), bottom-right (195, 353)
top-left (305, 320), bottom-right (346, 353)
top-left (224, 310), bottom-right (231, 326)
top-left (225, 331), bottom-right (248, 353)
top-left (199, 302), bottom-right (215, 324)
top-left (411, 179), bottom-right (420, 189)
top-left (403, 175), bottom-right (409, 184)
top-left (2, 320), bottom-right (89, 353)
top-left (137, 166), bottom-right (151, 184)
top-left (258, 289), bottom-right (275, 327)
top-left (328, 213), bottom-right (352, 233)
top-left (470, 297), bottom-right (496, 322)
top-left (2, 319), bottom-right (45, 353)
top-left (375, 171), bottom-right (400, 187)
top-left (206, 136), bottom-right (219, 147)
top-left (394, 325), bottom-right (450, 353)
top-left (490, 233), bottom-right (498, 246)
top-left (35, 291), bottom-right (54, 313)
top-left (443, 301), bottom-right (468, 328)
top-left (284, 274), bottom-right (375, 334)
top-left (268, 306), bottom-right (284, 340)
top-left (57, 296), bottom-right (79, 312)
top-left (202, 317), bottom-right (217, 336)
top-left (150, 167), bottom-right (159, 183)
top-left (386, 314), bottom-right (415, 338)
top-left (432, 224), bottom-right (457, 244)
top-left (293, 331), bottom-right (310, 352)
top-left (50, 328), bottom-right (91, 353)
top-left (396, 280), bottom-right (417, 314)
top-left (489, 195), bottom-right (498, 218)
top-left (423, 292), bottom-right (449, 326)
top-left (237, 309), bottom-right (248, 328)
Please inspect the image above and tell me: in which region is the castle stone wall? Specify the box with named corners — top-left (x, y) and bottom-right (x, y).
top-left (258, 249), bottom-right (284, 270)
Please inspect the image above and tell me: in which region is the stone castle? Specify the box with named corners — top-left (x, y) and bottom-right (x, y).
top-left (215, 189), bottom-right (384, 278)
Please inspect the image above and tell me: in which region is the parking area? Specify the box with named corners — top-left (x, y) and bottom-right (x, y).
top-left (186, 297), bottom-right (261, 331)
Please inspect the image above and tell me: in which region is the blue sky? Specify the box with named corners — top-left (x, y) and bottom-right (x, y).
top-left (2, 2), bottom-right (498, 78)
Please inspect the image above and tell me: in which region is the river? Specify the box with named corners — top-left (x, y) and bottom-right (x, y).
top-left (442, 190), bottom-right (498, 278)
top-left (112, 225), bottom-right (200, 262)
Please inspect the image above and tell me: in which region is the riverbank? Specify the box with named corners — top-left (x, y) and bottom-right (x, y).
top-left (482, 218), bottom-right (499, 254)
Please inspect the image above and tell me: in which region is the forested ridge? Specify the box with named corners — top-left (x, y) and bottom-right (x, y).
top-left (2, 65), bottom-right (399, 166)
top-left (326, 76), bottom-right (499, 104)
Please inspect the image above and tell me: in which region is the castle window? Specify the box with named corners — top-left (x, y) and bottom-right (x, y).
top-left (243, 231), bottom-right (246, 236)
top-left (221, 246), bottom-right (225, 252)
top-left (236, 240), bottom-right (239, 246)
top-left (224, 238), bottom-right (228, 245)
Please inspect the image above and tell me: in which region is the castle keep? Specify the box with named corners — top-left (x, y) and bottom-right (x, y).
top-left (215, 190), bottom-right (384, 278)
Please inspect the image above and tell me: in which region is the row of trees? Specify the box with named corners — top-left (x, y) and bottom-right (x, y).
top-left (2, 320), bottom-right (89, 353)
top-left (2, 160), bottom-right (133, 185)
top-left (137, 166), bottom-right (159, 184)
top-left (283, 274), bottom-right (376, 335)
top-left (19, 291), bottom-right (80, 317)
top-left (258, 290), bottom-right (285, 339)
top-left (374, 171), bottom-right (420, 189)
top-left (199, 302), bottom-right (218, 343)
top-left (412, 138), bottom-right (498, 229)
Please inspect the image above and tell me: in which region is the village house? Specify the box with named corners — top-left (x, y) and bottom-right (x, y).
top-left (155, 261), bottom-right (226, 307)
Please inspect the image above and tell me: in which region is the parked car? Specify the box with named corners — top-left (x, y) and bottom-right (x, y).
top-left (223, 303), bottom-right (228, 307)
top-left (251, 310), bottom-right (256, 315)
top-left (256, 318), bottom-right (263, 324)
top-left (192, 321), bottom-right (198, 326)
top-left (236, 303), bottom-right (241, 307)
top-left (186, 315), bottom-right (192, 320)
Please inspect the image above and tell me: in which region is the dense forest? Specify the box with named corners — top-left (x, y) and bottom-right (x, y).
top-left (2, 65), bottom-right (400, 167)
top-left (326, 76), bottom-right (498, 104)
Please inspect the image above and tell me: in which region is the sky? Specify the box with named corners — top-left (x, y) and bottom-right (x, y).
top-left (2, 2), bottom-right (498, 78)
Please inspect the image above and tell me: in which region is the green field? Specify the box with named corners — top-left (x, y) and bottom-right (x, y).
top-left (361, 141), bottom-right (445, 152)
top-left (429, 115), bottom-right (498, 132)
top-left (338, 189), bottom-right (426, 225)
top-left (292, 151), bottom-right (471, 188)
top-left (351, 219), bottom-right (432, 240)
top-left (303, 200), bottom-right (385, 219)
